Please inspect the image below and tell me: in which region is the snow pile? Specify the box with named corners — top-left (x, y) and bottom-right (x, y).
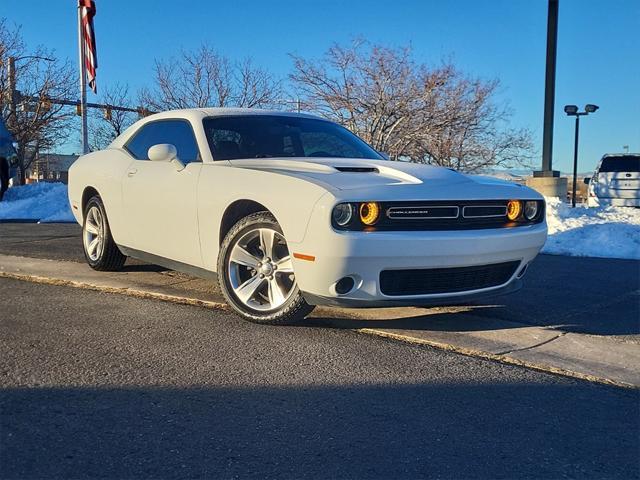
top-left (543, 197), bottom-right (640, 260)
top-left (0, 183), bottom-right (75, 223)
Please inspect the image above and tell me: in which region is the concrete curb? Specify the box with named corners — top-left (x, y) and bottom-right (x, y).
top-left (1, 253), bottom-right (638, 389)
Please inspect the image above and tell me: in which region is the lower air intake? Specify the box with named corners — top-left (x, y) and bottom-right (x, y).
top-left (379, 261), bottom-right (520, 296)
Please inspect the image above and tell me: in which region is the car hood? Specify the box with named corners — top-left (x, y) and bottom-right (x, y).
top-left (228, 158), bottom-right (538, 200)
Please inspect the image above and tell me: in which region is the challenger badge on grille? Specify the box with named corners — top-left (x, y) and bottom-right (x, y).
top-left (386, 206), bottom-right (459, 219)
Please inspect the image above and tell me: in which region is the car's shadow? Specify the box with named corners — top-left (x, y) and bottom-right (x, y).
top-left (302, 304), bottom-right (522, 332)
top-left (120, 262), bottom-right (168, 273)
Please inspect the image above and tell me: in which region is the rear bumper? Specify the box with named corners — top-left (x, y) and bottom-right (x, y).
top-left (588, 196), bottom-right (640, 207)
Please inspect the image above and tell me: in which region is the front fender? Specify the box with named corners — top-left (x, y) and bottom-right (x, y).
top-left (197, 164), bottom-right (329, 271)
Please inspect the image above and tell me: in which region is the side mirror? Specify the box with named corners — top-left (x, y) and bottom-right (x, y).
top-left (583, 177), bottom-right (591, 185)
top-left (147, 144), bottom-right (184, 171)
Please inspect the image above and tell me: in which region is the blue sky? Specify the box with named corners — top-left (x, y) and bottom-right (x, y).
top-left (1, 0), bottom-right (638, 172)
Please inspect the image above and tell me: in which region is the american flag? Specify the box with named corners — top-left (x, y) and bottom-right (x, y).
top-left (79, 0), bottom-right (98, 93)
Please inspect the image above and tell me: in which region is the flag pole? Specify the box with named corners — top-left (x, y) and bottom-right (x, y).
top-left (77, 1), bottom-right (89, 154)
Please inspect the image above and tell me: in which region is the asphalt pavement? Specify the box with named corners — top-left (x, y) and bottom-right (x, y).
top-left (1, 278), bottom-right (638, 479)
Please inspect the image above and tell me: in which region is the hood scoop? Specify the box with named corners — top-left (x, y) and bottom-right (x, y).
top-left (334, 166), bottom-right (379, 173)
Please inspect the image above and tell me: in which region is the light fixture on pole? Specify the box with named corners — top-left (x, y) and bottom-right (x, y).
top-left (564, 104), bottom-right (599, 207)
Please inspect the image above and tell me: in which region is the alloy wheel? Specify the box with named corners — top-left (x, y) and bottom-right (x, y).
top-left (83, 205), bottom-right (104, 261)
top-left (227, 227), bottom-right (296, 311)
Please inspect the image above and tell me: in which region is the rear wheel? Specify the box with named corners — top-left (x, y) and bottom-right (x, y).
top-left (217, 211), bottom-right (314, 324)
top-left (82, 195), bottom-right (126, 271)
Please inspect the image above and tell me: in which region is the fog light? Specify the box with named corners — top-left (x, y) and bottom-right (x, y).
top-left (506, 200), bottom-right (522, 221)
top-left (359, 202), bottom-right (380, 225)
top-left (335, 276), bottom-right (355, 295)
top-left (524, 201), bottom-right (538, 220)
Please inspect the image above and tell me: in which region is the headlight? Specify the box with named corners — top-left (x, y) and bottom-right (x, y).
top-left (359, 202), bottom-right (380, 226)
top-left (332, 203), bottom-right (353, 226)
top-left (506, 200), bottom-right (522, 221)
top-left (524, 201), bottom-right (539, 220)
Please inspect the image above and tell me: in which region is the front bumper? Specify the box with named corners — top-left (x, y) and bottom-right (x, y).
top-left (289, 221), bottom-right (547, 308)
top-left (303, 277), bottom-right (523, 307)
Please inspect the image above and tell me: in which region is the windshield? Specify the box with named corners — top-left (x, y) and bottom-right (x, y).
top-left (599, 155), bottom-right (640, 172)
top-left (203, 115), bottom-right (383, 161)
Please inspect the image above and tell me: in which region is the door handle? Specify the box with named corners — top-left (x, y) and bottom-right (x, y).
top-left (127, 168), bottom-right (137, 177)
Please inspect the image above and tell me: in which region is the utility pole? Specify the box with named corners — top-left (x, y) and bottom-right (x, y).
top-left (526, 0), bottom-right (568, 198)
top-left (539, 0), bottom-right (559, 176)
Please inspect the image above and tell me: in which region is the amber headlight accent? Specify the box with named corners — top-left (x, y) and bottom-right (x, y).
top-left (506, 200), bottom-right (522, 221)
top-left (359, 202), bottom-right (380, 225)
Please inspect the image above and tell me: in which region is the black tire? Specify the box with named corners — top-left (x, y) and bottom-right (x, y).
top-left (217, 211), bottom-right (314, 325)
top-left (82, 195), bottom-right (126, 271)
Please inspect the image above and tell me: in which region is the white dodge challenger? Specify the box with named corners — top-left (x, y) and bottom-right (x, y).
top-left (68, 108), bottom-right (547, 324)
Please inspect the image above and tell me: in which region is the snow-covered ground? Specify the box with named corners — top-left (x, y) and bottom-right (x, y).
top-left (0, 184), bottom-right (638, 260)
top-left (0, 182), bottom-right (75, 223)
top-left (542, 197), bottom-right (640, 260)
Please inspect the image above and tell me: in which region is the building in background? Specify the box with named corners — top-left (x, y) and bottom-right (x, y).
top-left (27, 153), bottom-right (78, 184)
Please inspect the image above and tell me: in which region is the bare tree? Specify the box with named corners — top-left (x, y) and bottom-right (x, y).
top-left (139, 45), bottom-right (282, 111)
top-left (89, 82), bottom-right (137, 150)
top-left (290, 41), bottom-right (533, 172)
top-left (0, 19), bottom-right (76, 183)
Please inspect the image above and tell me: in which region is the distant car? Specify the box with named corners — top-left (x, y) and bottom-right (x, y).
top-left (68, 108), bottom-right (547, 324)
top-left (586, 154), bottom-right (640, 207)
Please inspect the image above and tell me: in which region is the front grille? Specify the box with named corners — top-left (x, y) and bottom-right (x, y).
top-left (379, 261), bottom-right (520, 296)
top-left (462, 205), bottom-right (507, 218)
top-left (369, 200), bottom-right (544, 231)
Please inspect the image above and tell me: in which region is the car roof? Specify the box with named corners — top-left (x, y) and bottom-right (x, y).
top-left (147, 107), bottom-right (323, 122)
top-left (601, 153), bottom-right (640, 158)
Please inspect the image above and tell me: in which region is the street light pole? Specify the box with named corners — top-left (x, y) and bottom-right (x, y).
top-left (564, 104), bottom-right (599, 207)
top-left (571, 114), bottom-right (580, 207)
top-left (7, 57), bottom-right (16, 133)
top-left (4, 55), bottom-right (55, 184)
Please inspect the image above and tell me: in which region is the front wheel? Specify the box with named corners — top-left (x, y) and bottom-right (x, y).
top-left (217, 211), bottom-right (314, 324)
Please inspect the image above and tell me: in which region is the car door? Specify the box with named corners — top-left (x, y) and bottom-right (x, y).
top-left (122, 119), bottom-right (203, 267)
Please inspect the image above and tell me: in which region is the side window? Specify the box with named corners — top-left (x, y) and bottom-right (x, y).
top-left (125, 120), bottom-right (200, 163)
top-left (208, 128), bottom-right (243, 160)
